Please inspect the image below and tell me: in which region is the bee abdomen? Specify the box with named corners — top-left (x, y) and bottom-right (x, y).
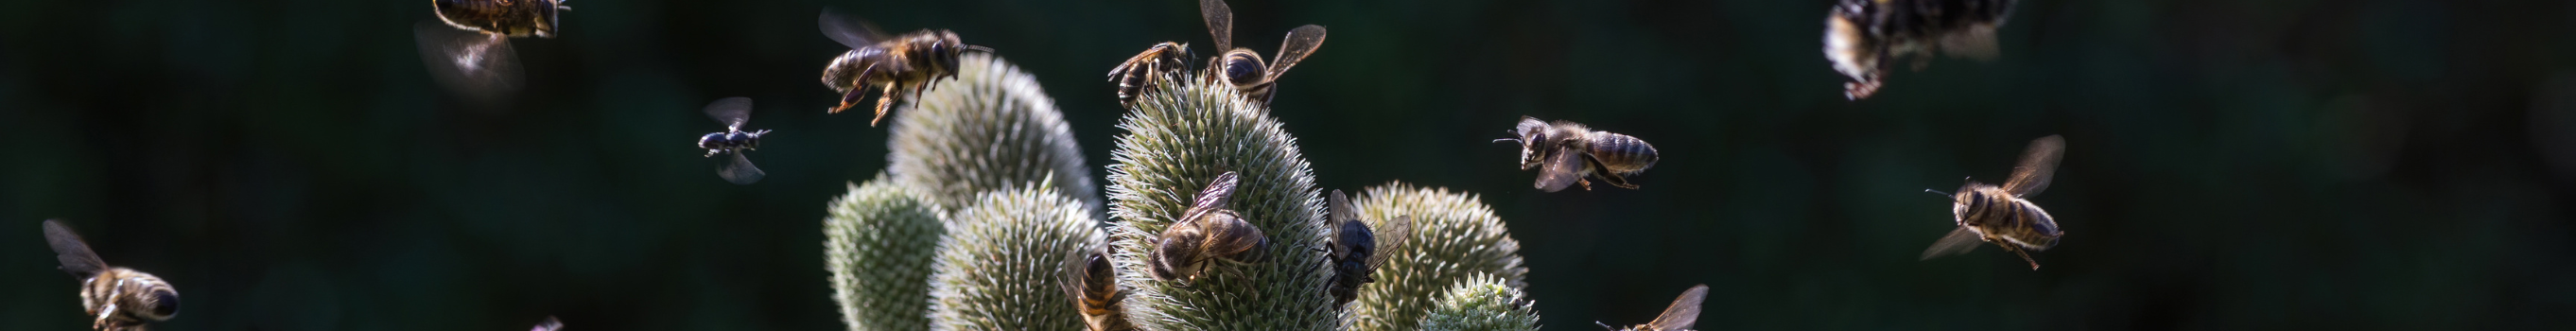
top-left (1585, 131), bottom-right (1659, 174)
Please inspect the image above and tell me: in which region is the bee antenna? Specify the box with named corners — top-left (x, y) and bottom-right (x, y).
top-left (1923, 188), bottom-right (1952, 196)
top-left (963, 45), bottom-right (995, 53)
top-left (1595, 322), bottom-right (1616, 330)
top-left (1492, 138), bottom-right (1519, 144)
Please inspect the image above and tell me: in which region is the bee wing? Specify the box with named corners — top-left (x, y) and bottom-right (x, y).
top-left (817, 9), bottom-right (884, 50)
top-left (704, 96), bottom-right (755, 130)
top-left (1919, 227), bottom-right (1984, 260)
top-left (531, 317), bottom-right (564, 331)
top-left (718, 152), bottom-right (766, 184)
top-left (1365, 216), bottom-right (1414, 271)
top-left (1203, 212), bottom-right (1267, 258)
top-left (42, 219), bottom-right (108, 278)
top-left (414, 22), bottom-right (523, 100)
top-left (1937, 25), bottom-right (2003, 61)
top-left (1534, 148), bottom-right (1586, 192)
top-left (2001, 135), bottom-right (2064, 197)
top-left (1645, 285), bottom-right (1709, 331)
top-left (1199, 0), bottom-right (1234, 52)
top-left (1191, 171), bottom-right (1242, 214)
top-left (1266, 25), bottom-right (1326, 79)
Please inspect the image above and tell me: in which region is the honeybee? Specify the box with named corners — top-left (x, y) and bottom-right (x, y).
top-left (1921, 134), bottom-right (2065, 270)
top-left (1324, 189), bottom-right (1410, 306)
top-left (415, 0), bottom-right (569, 99)
top-left (531, 317), bottom-right (564, 331)
top-left (1823, 0), bottom-right (2014, 99)
top-left (1063, 243), bottom-right (1135, 331)
top-left (1496, 117), bottom-right (1661, 192)
top-left (1106, 42), bottom-right (1192, 107)
top-left (43, 219), bottom-right (181, 331)
top-left (696, 97), bottom-right (769, 185)
top-left (816, 9), bottom-right (990, 126)
top-left (1198, 0), bottom-right (1327, 106)
top-left (1597, 285), bottom-right (1707, 331)
top-left (1146, 171), bottom-right (1269, 284)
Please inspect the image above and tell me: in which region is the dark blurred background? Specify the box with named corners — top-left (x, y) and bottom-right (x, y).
top-left (5, 0), bottom-right (2575, 329)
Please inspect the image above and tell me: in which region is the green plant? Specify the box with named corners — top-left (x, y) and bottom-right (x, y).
top-left (823, 54), bottom-right (1541, 331)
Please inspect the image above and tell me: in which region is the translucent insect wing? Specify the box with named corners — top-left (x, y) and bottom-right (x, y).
top-left (2002, 135), bottom-right (2063, 197)
top-left (718, 152), bottom-right (765, 184)
top-left (704, 96), bottom-right (755, 130)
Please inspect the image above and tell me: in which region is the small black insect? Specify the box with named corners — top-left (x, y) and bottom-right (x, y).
top-left (697, 96), bottom-right (770, 184)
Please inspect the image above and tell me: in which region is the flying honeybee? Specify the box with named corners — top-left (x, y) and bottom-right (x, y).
top-left (1823, 0), bottom-right (2015, 99)
top-left (1324, 189), bottom-right (1410, 307)
top-left (1597, 285), bottom-right (1707, 331)
top-left (1198, 0), bottom-right (1327, 106)
top-left (1921, 134), bottom-right (2065, 270)
top-left (1063, 243), bottom-right (1135, 331)
top-left (414, 0), bottom-right (570, 99)
top-left (1146, 171), bottom-right (1269, 285)
top-left (531, 317), bottom-right (564, 331)
top-left (816, 9), bottom-right (990, 126)
top-left (697, 97), bottom-right (770, 185)
top-left (1496, 117), bottom-right (1661, 192)
top-left (44, 219), bottom-right (181, 331)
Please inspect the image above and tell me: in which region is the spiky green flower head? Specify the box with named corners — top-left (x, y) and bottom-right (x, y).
top-left (1349, 183), bottom-right (1531, 331)
top-left (887, 52), bottom-right (1100, 212)
top-left (1418, 273), bottom-right (1541, 331)
top-left (1104, 72), bottom-right (1335, 330)
top-left (823, 174), bottom-right (949, 331)
top-left (926, 179), bottom-right (1104, 331)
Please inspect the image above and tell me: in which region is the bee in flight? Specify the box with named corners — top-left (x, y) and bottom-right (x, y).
top-left (1922, 134), bottom-right (2065, 270)
top-left (1198, 0), bottom-right (1327, 106)
top-left (530, 317), bottom-right (564, 331)
top-left (696, 97), bottom-right (769, 185)
top-left (1146, 171), bottom-right (1269, 285)
top-left (1597, 284), bottom-right (1706, 331)
top-left (1822, 0), bottom-right (2015, 99)
top-left (1063, 243), bottom-right (1135, 331)
top-left (816, 9), bottom-right (991, 126)
top-left (44, 219), bottom-right (181, 331)
top-left (1497, 117), bottom-right (1661, 192)
top-left (414, 0), bottom-right (570, 100)
top-left (1324, 189), bottom-right (1410, 307)
top-left (1106, 42), bottom-right (1192, 107)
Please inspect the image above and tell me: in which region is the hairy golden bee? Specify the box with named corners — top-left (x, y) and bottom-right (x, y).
top-left (1823, 0), bottom-right (2015, 99)
top-left (816, 9), bottom-right (991, 126)
top-left (1199, 0), bottom-right (1326, 106)
top-left (44, 219), bottom-right (180, 331)
top-left (1063, 243), bottom-right (1135, 331)
top-left (1922, 134), bottom-right (2066, 270)
top-left (1324, 190), bottom-right (1410, 307)
top-left (1108, 42), bottom-right (1192, 107)
top-left (1497, 116), bottom-right (1660, 192)
top-left (1599, 285), bottom-right (1707, 331)
top-left (1146, 171), bottom-right (1269, 284)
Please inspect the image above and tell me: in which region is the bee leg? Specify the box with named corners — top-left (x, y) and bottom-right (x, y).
top-left (2000, 245), bottom-right (2041, 270)
top-left (831, 64), bottom-right (879, 113)
top-left (1576, 178), bottom-right (1593, 191)
top-left (869, 84), bottom-right (897, 126)
top-left (1595, 172), bottom-right (1639, 189)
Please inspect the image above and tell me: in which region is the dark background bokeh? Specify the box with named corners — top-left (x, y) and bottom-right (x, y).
top-left (5, 0), bottom-right (2575, 329)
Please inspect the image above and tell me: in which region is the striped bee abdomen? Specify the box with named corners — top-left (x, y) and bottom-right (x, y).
top-left (1585, 131), bottom-right (1659, 175)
